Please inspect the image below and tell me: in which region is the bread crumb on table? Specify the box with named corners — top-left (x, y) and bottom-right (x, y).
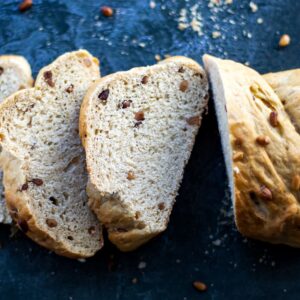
top-left (132, 277), bottom-right (138, 284)
top-left (149, 1), bottom-right (156, 9)
top-left (249, 1), bottom-right (258, 13)
top-left (212, 31), bottom-right (221, 38)
top-left (257, 17), bottom-right (264, 24)
top-left (155, 54), bottom-right (161, 61)
top-left (138, 261), bottom-right (147, 269)
top-left (177, 5), bottom-right (203, 36)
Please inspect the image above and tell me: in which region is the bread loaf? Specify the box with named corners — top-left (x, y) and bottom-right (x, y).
top-left (204, 55), bottom-right (300, 247)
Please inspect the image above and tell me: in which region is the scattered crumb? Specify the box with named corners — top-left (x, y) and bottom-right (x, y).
top-left (139, 42), bottom-right (146, 48)
top-left (138, 261), bottom-right (147, 269)
top-left (178, 23), bottom-right (189, 31)
top-left (132, 277), bottom-right (138, 284)
top-left (209, 0), bottom-right (221, 7)
top-left (257, 17), bottom-right (264, 24)
top-left (212, 31), bottom-right (221, 39)
top-left (176, 259), bottom-right (181, 263)
top-left (77, 258), bottom-right (86, 263)
top-left (279, 34), bottom-right (291, 47)
top-left (149, 1), bottom-right (156, 9)
top-left (177, 5), bottom-right (203, 36)
top-left (212, 239), bottom-right (222, 246)
top-left (249, 2), bottom-right (258, 13)
top-left (155, 54), bottom-right (161, 61)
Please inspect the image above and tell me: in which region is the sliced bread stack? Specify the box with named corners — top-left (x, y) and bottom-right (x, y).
top-left (0, 50), bottom-right (103, 258)
top-left (204, 55), bottom-right (300, 247)
top-left (0, 55), bottom-right (33, 224)
top-left (80, 57), bottom-right (209, 251)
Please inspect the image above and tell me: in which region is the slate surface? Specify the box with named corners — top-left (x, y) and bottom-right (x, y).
top-left (0, 0), bottom-right (300, 299)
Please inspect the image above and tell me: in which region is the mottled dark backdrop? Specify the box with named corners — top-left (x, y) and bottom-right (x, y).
top-left (0, 0), bottom-right (300, 299)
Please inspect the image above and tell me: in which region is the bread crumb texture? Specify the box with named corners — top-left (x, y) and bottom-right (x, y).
top-left (0, 55), bottom-right (33, 224)
top-left (0, 50), bottom-right (102, 258)
top-left (81, 56), bottom-right (209, 251)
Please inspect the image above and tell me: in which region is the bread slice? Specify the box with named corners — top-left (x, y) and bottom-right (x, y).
top-left (203, 54), bottom-right (300, 247)
top-left (0, 55), bottom-right (33, 224)
top-left (264, 69), bottom-right (300, 132)
top-left (80, 56), bottom-right (209, 251)
top-left (0, 50), bottom-right (103, 258)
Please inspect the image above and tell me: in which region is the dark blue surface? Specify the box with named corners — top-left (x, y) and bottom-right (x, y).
top-left (1, 1), bottom-right (300, 299)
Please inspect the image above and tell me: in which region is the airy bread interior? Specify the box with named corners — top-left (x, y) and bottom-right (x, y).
top-left (81, 57), bottom-right (209, 251)
top-left (0, 50), bottom-right (102, 258)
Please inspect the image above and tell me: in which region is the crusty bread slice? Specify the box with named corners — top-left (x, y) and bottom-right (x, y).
top-left (264, 69), bottom-right (300, 132)
top-left (80, 56), bottom-right (209, 251)
top-left (0, 50), bottom-right (103, 258)
top-left (0, 55), bottom-right (33, 224)
top-left (203, 55), bottom-right (300, 247)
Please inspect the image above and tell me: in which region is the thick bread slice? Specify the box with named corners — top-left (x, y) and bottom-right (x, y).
top-left (203, 54), bottom-right (300, 247)
top-left (80, 56), bottom-right (209, 251)
top-left (0, 55), bottom-right (33, 224)
top-left (0, 50), bottom-right (102, 258)
top-left (264, 69), bottom-right (300, 132)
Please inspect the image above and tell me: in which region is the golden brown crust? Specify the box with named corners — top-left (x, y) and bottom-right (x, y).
top-left (264, 69), bottom-right (300, 132)
top-left (204, 55), bottom-right (300, 247)
top-left (80, 57), bottom-right (208, 251)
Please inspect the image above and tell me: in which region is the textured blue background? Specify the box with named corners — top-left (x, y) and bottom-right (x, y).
top-left (0, 0), bottom-right (300, 299)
